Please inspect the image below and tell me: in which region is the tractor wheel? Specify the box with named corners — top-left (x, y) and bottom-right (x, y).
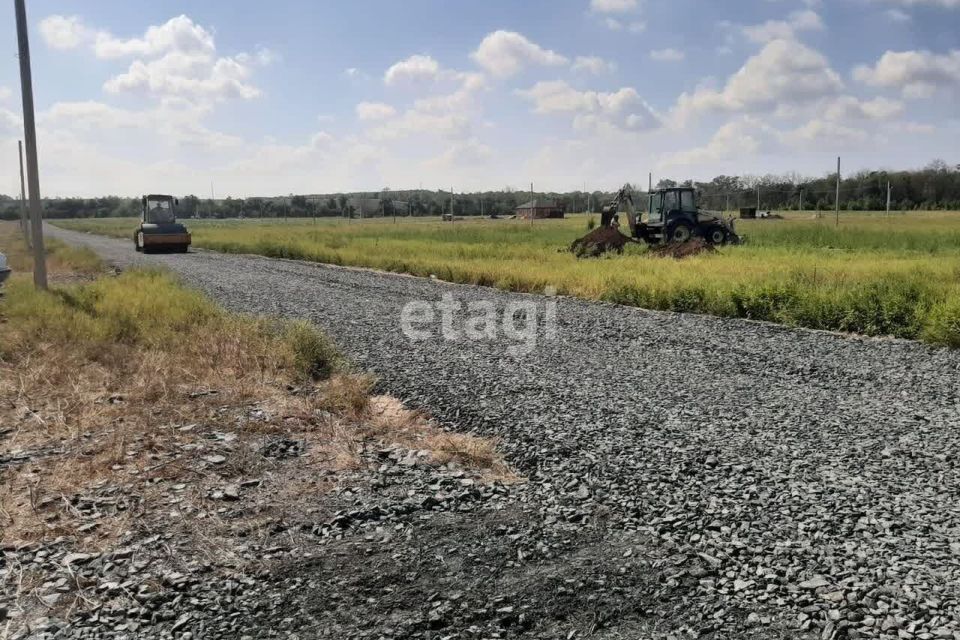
top-left (666, 222), bottom-right (693, 244)
top-left (134, 232), bottom-right (143, 252)
top-left (705, 226), bottom-right (728, 245)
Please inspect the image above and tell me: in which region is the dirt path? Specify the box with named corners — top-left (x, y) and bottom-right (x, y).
top-left (42, 225), bottom-right (960, 640)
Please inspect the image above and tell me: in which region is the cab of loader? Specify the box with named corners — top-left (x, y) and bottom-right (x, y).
top-left (639, 187), bottom-right (740, 245)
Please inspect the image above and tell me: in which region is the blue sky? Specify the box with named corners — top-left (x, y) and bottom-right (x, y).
top-left (0, 0), bottom-right (958, 197)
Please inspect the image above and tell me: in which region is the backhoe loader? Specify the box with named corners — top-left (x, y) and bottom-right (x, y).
top-left (601, 185), bottom-right (740, 245)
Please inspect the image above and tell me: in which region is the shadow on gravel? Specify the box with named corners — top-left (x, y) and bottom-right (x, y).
top-left (246, 508), bottom-right (794, 639)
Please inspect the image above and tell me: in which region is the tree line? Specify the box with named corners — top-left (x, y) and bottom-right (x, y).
top-left (1, 160), bottom-right (958, 221)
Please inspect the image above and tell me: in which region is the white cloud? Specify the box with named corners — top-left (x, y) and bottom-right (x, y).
top-left (426, 138), bottom-right (493, 170)
top-left (650, 48), bottom-right (685, 62)
top-left (600, 17), bottom-right (645, 32)
top-left (894, 121), bottom-right (936, 134)
top-left (782, 119), bottom-right (869, 148)
top-left (40, 15), bottom-right (269, 105)
top-left (0, 108), bottom-right (21, 135)
top-left (364, 60), bottom-right (487, 151)
top-left (853, 49), bottom-right (960, 98)
top-left (590, 0), bottom-right (639, 12)
top-left (673, 39), bottom-right (843, 123)
top-left (356, 101), bottom-right (397, 121)
top-left (742, 10), bottom-right (824, 43)
top-left (0, 86), bottom-right (10, 101)
top-left (885, 8), bottom-right (912, 21)
top-left (822, 96), bottom-right (904, 121)
top-left (40, 100), bottom-right (242, 149)
top-left (765, 0), bottom-right (822, 6)
top-left (572, 56), bottom-right (616, 74)
top-left (384, 54), bottom-right (441, 85)
top-left (367, 111), bottom-right (472, 141)
top-left (252, 48), bottom-right (280, 66)
top-left (104, 52), bottom-right (262, 101)
top-left (413, 73), bottom-right (486, 112)
top-left (878, 0), bottom-right (959, 6)
top-left (471, 31), bottom-right (567, 77)
top-left (38, 15), bottom-right (94, 50)
top-left (517, 80), bottom-right (660, 133)
top-left (604, 18), bottom-right (623, 31)
top-left (660, 117), bottom-right (775, 168)
top-left (92, 15), bottom-right (215, 60)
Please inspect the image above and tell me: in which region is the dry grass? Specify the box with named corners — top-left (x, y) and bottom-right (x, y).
top-left (365, 395), bottom-right (516, 481)
top-left (0, 223), bottom-right (514, 550)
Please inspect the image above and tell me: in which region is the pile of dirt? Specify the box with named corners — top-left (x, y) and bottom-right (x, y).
top-left (650, 238), bottom-right (717, 259)
top-left (569, 226), bottom-right (633, 258)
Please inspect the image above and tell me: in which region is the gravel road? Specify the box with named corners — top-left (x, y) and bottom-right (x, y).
top-left (43, 225), bottom-right (960, 639)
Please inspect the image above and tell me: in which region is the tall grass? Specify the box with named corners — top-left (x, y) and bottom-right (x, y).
top-left (0, 222), bottom-right (340, 379)
top-left (1, 270), bottom-right (341, 381)
top-left (56, 214), bottom-right (960, 346)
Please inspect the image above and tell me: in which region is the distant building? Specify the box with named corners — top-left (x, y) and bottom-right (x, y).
top-left (515, 199), bottom-right (565, 219)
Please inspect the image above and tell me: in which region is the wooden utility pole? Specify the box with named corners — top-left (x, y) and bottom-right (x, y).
top-left (15, 0), bottom-right (47, 289)
top-left (17, 140), bottom-right (29, 246)
top-left (835, 156), bottom-right (841, 227)
top-left (886, 181), bottom-right (891, 215)
top-left (799, 188), bottom-right (804, 212)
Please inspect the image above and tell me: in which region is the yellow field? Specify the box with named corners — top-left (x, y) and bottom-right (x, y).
top-left (54, 212), bottom-right (960, 346)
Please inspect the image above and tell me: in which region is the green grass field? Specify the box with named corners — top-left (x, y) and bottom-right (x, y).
top-left (55, 212), bottom-right (960, 347)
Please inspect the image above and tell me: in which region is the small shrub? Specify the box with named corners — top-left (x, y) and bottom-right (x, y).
top-left (282, 319), bottom-right (343, 380)
top-left (668, 287), bottom-right (708, 313)
top-left (834, 280), bottom-right (933, 339)
top-left (586, 217), bottom-right (596, 231)
top-left (318, 373), bottom-right (375, 415)
top-left (923, 296), bottom-right (960, 348)
top-left (730, 284), bottom-right (799, 322)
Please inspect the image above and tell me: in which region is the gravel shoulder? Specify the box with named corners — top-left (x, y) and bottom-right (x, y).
top-left (37, 225), bottom-right (960, 640)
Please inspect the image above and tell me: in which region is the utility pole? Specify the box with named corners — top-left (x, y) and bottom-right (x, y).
top-left (725, 193), bottom-right (730, 214)
top-left (886, 181), bottom-right (891, 215)
top-left (799, 188), bottom-right (804, 212)
top-left (15, 0), bottom-right (47, 289)
top-left (756, 186), bottom-right (760, 211)
top-left (835, 156), bottom-right (841, 227)
top-left (17, 140), bottom-right (29, 246)
top-left (530, 182), bottom-right (534, 227)
top-left (450, 187), bottom-right (454, 221)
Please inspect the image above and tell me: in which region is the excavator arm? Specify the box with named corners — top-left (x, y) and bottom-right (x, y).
top-left (600, 186), bottom-right (638, 237)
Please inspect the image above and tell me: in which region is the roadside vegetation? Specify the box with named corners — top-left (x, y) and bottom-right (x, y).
top-left (0, 222), bottom-right (508, 548)
top-left (57, 213), bottom-right (960, 347)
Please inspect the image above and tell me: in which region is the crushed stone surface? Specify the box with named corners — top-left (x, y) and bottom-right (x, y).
top-left (24, 224), bottom-right (960, 640)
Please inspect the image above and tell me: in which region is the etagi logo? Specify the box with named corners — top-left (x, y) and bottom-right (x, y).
top-left (400, 289), bottom-right (558, 356)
